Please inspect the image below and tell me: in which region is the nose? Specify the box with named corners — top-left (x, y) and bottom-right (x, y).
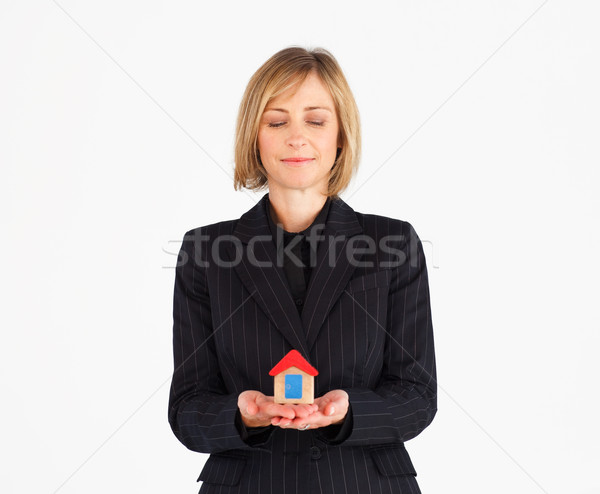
top-left (285, 119), bottom-right (308, 150)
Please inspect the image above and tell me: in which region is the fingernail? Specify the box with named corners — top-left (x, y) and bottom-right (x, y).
top-left (328, 407), bottom-right (335, 416)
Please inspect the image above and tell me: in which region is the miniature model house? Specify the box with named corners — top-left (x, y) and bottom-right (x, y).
top-left (269, 349), bottom-right (319, 404)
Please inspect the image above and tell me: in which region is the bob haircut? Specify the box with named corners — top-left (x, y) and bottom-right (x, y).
top-left (234, 46), bottom-right (361, 198)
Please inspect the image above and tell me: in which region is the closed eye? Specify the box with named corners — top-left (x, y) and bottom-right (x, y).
top-left (267, 121), bottom-right (325, 128)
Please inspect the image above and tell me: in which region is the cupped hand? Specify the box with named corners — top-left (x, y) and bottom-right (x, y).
top-left (271, 389), bottom-right (349, 430)
top-left (238, 390), bottom-right (318, 428)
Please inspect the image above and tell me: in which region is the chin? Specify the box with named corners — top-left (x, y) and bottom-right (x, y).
top-left (276, 176), bottom-right (315, 188)
top-left (269, 173), bottom-right (328, 192)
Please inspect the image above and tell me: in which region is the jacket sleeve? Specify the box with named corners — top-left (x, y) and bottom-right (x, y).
top-left (167, 229), bottom-right (270, 454)
top-left (334, 222), bottom-right (437, 447)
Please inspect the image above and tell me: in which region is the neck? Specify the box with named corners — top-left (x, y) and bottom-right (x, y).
top-left (268, 189), bottom-right (328, 233)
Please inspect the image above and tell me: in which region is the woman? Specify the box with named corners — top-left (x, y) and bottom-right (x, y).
top-left (168, 46), bottom-right (437, 494)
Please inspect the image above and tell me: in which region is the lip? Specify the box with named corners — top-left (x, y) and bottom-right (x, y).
top-left (281, 157), bottom-right (314, 166)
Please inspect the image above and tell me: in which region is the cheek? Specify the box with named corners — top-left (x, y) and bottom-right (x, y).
top-left (257, 132), bottom-right (276, 159)
top-left (317, 130), bottom-right (340, 156)
top-left (257, 132), bottom-right (266, 152)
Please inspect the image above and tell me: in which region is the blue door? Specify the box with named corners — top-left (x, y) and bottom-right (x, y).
top-left (285, 374), bottom-right (302, 399)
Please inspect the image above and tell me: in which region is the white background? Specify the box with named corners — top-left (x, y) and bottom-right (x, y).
top-left (2, 1), bottom-right (599, 493)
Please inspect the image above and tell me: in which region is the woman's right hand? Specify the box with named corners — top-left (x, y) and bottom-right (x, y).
top-left (238, 390), bottom-right (318, 428)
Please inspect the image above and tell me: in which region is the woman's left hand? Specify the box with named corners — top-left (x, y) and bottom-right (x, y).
top-left (271, 389), bottom-right (349, 430)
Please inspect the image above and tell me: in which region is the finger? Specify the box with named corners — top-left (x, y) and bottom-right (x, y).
top-left (262, 403), bottom-right (295, 420)
top-left (289, 417), bottom-right (323, 429)
top-left (291, 404), bottom-right (316, 418)
top-left (270, 405), bottom-right (296, 420)
top-left (277, 417), bottom-right (293, 427)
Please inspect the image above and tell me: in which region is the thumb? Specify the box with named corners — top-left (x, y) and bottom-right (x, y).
top-left (239, 391), bottom-right (261, 416)
top-left (246, 400), bottom-right (258, 416)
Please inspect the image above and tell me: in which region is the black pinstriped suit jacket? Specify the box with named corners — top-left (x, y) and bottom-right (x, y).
top-left (168, 192), bottom-right (437, 494)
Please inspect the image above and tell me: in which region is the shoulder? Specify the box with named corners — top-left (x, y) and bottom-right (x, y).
top-left (329, 196), bottom-right (419, 238)
top-left (182, 218), bottom-right (238, 241)
top-left (350, 207), bottom-right (420, 243)
top-left (347, 209), bottom-right (429, 276)
top-left (176, 219), bottom-right (242, 274)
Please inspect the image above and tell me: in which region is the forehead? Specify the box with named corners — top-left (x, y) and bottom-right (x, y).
top-left (268, 72), bottom-right (334, 106)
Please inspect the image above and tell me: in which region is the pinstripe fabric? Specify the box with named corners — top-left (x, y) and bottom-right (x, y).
top-left (168, 192), bottom-right (436, 493)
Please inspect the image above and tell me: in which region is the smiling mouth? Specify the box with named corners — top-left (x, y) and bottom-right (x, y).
top-left (281, 157), bottom-right (314, 165)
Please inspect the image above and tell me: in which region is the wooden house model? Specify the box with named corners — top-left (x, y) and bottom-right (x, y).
top-left (269, 350), bottom-right (319, 404)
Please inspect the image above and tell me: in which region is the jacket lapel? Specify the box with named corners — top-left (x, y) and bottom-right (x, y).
top-left (229, 193), bottom-right (363, 357)
top-left (301, 196), bottom-right (363, 351)
top-left (229, 194), bottom-right (308, 356)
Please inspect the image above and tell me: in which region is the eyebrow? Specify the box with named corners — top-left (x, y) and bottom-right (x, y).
top-left (263, 106), bottom-right (333, 113)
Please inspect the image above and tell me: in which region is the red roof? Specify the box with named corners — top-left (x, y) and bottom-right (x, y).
top-left (269, 349), bottom-right (319, 377)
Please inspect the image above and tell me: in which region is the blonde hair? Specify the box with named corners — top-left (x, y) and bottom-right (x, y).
top-left (233, 46), bottom-right (361, 198)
